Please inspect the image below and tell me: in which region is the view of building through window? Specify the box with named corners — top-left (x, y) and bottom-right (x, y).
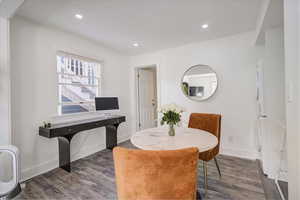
top-left (56, 52), bottom-right (101, 114)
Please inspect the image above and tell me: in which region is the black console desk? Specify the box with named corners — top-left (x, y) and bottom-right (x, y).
top-left (39, 115), bottom-right (125, 172)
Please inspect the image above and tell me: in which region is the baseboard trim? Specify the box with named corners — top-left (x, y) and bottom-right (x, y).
top-left (21, 135), bottom-right (131, 182)
top-left (220, 147), bottom-right (259, 160)
top-left (267, 170), bottom-right (288, 182)
top-left (278, 172), bottom-right (288, 182)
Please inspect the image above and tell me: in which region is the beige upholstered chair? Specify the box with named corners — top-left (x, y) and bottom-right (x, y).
top-left (188, 113), bottom-right (222, 193)
top-left (113, 147), bottom-right (199, 200)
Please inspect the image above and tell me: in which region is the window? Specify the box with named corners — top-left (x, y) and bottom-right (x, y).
top-left (56, 51), bottom-right (101, 115)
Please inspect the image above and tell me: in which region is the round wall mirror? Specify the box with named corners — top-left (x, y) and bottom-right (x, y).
top-left (181, 65), bottom-right (218, 101)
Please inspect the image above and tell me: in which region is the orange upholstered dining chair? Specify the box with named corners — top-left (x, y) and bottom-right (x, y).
top-left (188, 113), bottom-right (222, 193)
top-left (113, 147), bottom-right (199, 200)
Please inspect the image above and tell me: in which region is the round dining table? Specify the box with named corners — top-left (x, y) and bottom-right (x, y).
top-left (131, 126), bottom-right (218, 152)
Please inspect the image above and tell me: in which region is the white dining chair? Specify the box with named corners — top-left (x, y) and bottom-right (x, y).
top-left (0, 145), bottom-right (20, 200)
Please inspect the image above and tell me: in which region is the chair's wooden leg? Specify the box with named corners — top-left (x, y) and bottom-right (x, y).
top-left (202, 161), bottom-right (208, 196)
top-left (196, 190), bottom-right (202, 200)
top-left (214, 157), bottom-right (221, 178)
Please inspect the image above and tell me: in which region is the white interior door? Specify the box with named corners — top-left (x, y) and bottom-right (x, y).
top-left (138, 68), bottom-right (157, 130)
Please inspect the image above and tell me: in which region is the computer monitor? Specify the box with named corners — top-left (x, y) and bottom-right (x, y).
top-left (95, 97), bottom-right (119, 111)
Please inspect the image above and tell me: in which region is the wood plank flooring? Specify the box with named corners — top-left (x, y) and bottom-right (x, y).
top-left (18, 141), bottom-right (268, 200)
top-left (278, 181), bottom-right (288, 199)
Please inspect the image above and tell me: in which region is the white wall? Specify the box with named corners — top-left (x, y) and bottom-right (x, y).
top-left (0, 17), bottom-right (13, 182)
top-left (260, 27), bottom-right (287, 180)
top-left (284, 0), bottom-right (300, 199)
top-left (0, 17), bottom-right (11, 146)
top-left (264, 27), bottom-right (285, 127)
top-left (130, 32), bottom-right (264, 159)
top-left (10, 17), bottom-right (133, 181)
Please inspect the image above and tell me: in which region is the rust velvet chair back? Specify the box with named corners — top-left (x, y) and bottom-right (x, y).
top-left (188, 113), bottom-right (221, 161)
top-left (113, 147), bottom-right (199, 200)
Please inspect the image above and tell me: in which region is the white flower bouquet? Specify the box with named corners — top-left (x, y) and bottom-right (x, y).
top-left (158, 103), bottom-right (185, 136)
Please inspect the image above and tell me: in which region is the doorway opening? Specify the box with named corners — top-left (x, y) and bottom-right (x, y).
top-left (135, 65), bottom-right (158, 131)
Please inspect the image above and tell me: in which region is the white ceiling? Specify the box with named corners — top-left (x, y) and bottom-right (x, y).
top-left (16, 0), bottom-right (266, 55)
top-left (263, 0), bottom-right (284, 30)
top-left (0, 0), bottom-right (24, 18)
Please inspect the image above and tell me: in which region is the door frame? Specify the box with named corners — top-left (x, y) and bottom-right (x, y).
top-left (134, 64), bottom-right (160, 131)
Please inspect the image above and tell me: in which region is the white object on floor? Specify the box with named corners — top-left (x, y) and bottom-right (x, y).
top-left (131, 127), bottom-right (218, 152)
top-left (0, 145), bottom-right (20, 198)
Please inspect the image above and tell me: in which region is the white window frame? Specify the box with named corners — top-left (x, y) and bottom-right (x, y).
top-left (56, 51), bottom-right (102, 115)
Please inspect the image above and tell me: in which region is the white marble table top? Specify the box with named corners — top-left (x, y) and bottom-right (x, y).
top-left (131, 127), bottom-right (218, 152)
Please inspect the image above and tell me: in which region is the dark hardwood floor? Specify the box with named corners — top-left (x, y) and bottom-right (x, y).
top-left (258, 159), bottom-right (288, 200)
top-left (17, 141), bottom-right (281, 200)
top-left (278, 181), bottom-right (288, 199)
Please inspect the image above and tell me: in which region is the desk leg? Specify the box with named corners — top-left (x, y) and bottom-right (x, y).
top-left (106, 124), bottom-right (119, 150)
top-left (58, 135), bottom-right (74, 172)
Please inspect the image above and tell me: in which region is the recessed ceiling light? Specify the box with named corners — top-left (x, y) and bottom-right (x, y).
top-left (202, 24), bottom-right (208, 29)
top-left (132, 43), bottom-right (139, 47)
top-left (75, 14), bottom-right (83, 20)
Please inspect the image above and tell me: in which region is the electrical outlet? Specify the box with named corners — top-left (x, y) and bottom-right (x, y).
top-left (228, 136), bottom-right (234, 143)
top-left (258, 146), bottom-right (262, 152)
top-left (21, 183), bottom-right (26, 189)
